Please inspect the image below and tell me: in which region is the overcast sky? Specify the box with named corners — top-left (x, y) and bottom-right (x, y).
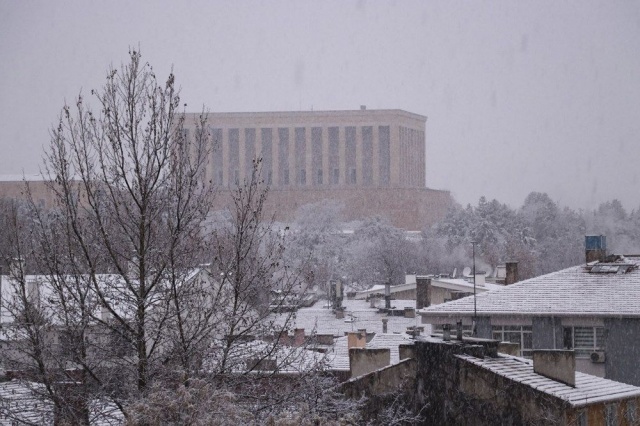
top-left (1, 1), bottom-right (639, 212)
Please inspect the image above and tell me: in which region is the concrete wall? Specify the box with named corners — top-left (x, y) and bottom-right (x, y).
top-left (412, 339), bottom-right (637, 426)
top-left (349, 348), bottom-right (390, 378)
top-left (250, 186), bottom-right (451, 230)
top-left (604, 318), bottom-right (640, 386)
top-left (341, 358), bottom-right (416, 399)
top-left (532, 350), bottom-right (575, 387)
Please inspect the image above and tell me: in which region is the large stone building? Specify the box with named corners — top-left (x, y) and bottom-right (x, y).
top-left (181, 108), bottom-right (452, 229)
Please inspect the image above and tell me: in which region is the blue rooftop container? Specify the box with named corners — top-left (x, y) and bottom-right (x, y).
top-left (585, 235), bottom-right (607, 251)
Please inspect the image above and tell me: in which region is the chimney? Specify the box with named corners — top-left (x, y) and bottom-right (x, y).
top-left (293, 328), bottom-right (305, 347)
top-left (456, 320), bottom-right (463, 341)
top-left (416, 277), bottom-right (430, 309)
top-left (349, 348), bottom-right (390, 378)
top-left (360, 105), bottom-right (366, 110)
top-left (381, 318), bottom-right (388, 333)
top-left (533, 350), bottom-right (575, 387)
top-left (347, 331), bottom-right (366, 349)
top-left (505, 262), bottom-right (519, 285)
top-left (277, 331), bottom-right (292, 346)
top-left (384, 281), bottom-right (391, 310)
top-left (585, 235), bottom-right (607, 263)
top-left (442, 324), bottom-right (451, 341)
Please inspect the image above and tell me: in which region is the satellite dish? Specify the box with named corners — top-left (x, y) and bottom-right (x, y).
top-left (462, 267), bottom-right (472, 277)
top-left (484, 266), bottom-right (493, 278)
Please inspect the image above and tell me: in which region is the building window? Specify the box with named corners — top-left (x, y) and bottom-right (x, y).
top-left (378, 125), bottom-right (390, 186)
top-left (211, 128), bottom-right (223, 185)
top-left (295, 127), bottom-right (306, 186)
top-left (233, 169), bottom-right (240, 185)
top-left (434, 323), bottom-right (473, 335)
top-left (492, 325), bottom-right (533, 357)
top-left (245, 128), bottom-right (256, 179)
top-left (228, 129), bottom-right (240, 188)
top-left (345, 126), bottom-right (356, 184)
top-left (328, 127), bottom-right (339, 185)
top-left (317, 169), bottom-right (323, 185)
top-left (563, 326), bottom-right (604, 358)
top-left (261, 128), bottom-right (273, 186)
top-left (278, 128), bottom-right (289, 187)
top-left (311, 127), bottom-right (323, 187)
top-left (362, 126), bottom-right (373, 185)
top-left (349, 168), bottom-right (357, 184)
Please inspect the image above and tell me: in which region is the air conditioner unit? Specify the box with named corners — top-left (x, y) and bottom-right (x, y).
top-left (590, 351), bottom-right (606, 363)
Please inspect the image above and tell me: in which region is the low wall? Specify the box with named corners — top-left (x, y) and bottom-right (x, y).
top-left (341, 358), bottom-right (417, 399)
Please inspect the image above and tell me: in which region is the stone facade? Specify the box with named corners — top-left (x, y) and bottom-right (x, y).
top-left (183, 109), bottom-right (452, 230)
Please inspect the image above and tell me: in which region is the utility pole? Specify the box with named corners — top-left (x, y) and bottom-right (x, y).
top-left (472, 240), bottom-right (477, 336)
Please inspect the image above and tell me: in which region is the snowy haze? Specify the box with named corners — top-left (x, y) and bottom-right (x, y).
top-left (1, 1), bottom-right (639, 211)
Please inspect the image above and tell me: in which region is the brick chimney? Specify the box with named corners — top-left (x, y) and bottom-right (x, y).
top-left (347, 331), bottom-right (366, 349)
top-left (505, 262), bottom-right (519, 285)
top-left (416, 276), bottom-right (430, 309)
top-left (293, 328), bottom-right (305, 347)
top-left (384, 281), bottom-right (391, 309)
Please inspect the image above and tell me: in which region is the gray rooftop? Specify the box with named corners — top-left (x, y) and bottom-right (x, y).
top-left (457, 354), bottom-right (640, 407)
top-left (419, 256), bottom-right (640, 319)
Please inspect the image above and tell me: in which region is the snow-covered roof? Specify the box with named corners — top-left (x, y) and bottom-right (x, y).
top-left (355, 277), bottom-right (504, 300)
top-left (427, 277), bottom-right (505, 293)
top-left (353, 282), bottom-right (418, 299)
top-left (366, 333), bottom-right (414, 364)
top-left (0, 267), bottom-right (211, 325)
top-left (326, 336), bottom-right (350, 371)
top-left (457, 354), bottom-right (640, 407)
top-left (0, 380), bottom-right (123, 425)
top-left (325, 332), bottom-right (416, 371)
top-left (272, 298), bottom-right (424, 336)
top-left (419, 256), bottom-right (640, 319)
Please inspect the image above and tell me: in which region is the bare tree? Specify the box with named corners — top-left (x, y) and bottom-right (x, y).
top-left (1, 49), bottom-right (214, 423)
